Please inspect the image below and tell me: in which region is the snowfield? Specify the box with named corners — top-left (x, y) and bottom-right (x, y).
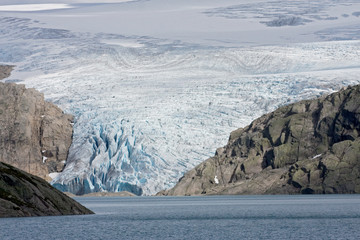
top-left (0, 4), bottom-right (73, 11)
top-left (1, 0), bottom-right (360, 195)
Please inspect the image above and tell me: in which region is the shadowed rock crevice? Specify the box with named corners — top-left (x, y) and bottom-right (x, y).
top-left (159, 84), bottom-right (360, 196)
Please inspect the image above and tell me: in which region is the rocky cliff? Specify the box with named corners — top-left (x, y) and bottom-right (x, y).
top-left (0, 65), bottom-right (14, 80)
top-left (0, 82), bottom-right (74, 181)
top-left (160, 84), bottom-right (360, 196)
top-left (0, 162), bottom-right (93, 217)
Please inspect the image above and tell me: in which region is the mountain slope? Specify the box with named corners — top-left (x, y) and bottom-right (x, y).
top-left (0, 162), bottom-right (93, 217)
top-left (0, 81), bottom-right (74, 182)
top-left (160, 84), bottom-right (360, 196)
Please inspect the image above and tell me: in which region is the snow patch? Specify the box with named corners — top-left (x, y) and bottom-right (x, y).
top-left (0, 4), bottom-right (73, 12)
top-left (312, 154), bottom-right (322, 159)
top-left (214, 176), bottom-right (219, 184)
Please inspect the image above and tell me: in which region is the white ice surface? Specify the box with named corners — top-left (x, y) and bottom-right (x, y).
top-left (0, 4), bottom-right (73, 12)
top-left (49, 172), bottom-right (60, 180)
top-left (2, 0), bottom-right (360, 47)
top-left (1, 0), bottom-right (360, 195)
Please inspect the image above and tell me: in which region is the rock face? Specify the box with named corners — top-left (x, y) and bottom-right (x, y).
top-left (0, 82), bottom-right (74, 181)
top-left (160, 84), bottom-right (360, 196)
top-left (0, 65), bottom-right (14, 80)
top-left (0, 162), bottom-right (93, 217)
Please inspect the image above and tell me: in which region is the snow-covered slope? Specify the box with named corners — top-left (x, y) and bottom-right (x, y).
top-left (1, 0), bottom-right (360, 195)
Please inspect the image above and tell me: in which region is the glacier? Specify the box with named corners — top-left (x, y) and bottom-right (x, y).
top-left (1, 0), bottom-right (360, 195)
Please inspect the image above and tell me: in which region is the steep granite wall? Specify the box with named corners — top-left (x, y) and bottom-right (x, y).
top-left (0, 71), bottom-right (73, 181)
top-left (0, 162), bottom-right (93, 217)
top-left (160, 84), bottom-right (360, 195)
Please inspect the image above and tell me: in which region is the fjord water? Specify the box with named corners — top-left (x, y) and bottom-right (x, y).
top-left (2, 195), bottom-right (360, 239)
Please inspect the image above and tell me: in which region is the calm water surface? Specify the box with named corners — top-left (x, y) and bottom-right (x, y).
top-left (1, 195), bottom-right (360, 239)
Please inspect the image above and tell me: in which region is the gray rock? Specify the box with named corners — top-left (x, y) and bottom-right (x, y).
top-left (0, 82), bottom-right (74, 181)
top-left (0, 65), bottom-right (14, 80)
top-left (160, 84), bottom-right (360, 196)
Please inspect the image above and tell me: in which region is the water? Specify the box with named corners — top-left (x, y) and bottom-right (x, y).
top-left (1, 195), bottom-right (360, 240)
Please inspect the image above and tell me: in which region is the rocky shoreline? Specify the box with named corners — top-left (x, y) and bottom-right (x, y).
top-left (71, 191), bottom-right (136, 197)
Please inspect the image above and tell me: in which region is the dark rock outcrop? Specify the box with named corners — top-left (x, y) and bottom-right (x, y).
top-left (0, 162), bottom-right (93, 217)
top-left (160, 84), bottom-right (360, 196)
top-left (0, 81), bottom-right (74, 181)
